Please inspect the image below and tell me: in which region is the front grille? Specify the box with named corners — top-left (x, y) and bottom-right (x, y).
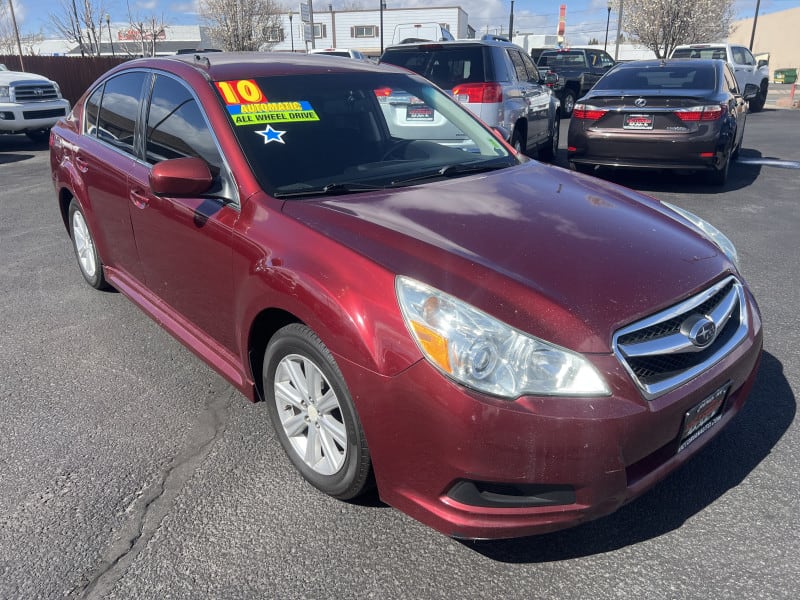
top-left (12, 83), bottom-right (59, 102)
top-left (613, 276), bottom-right (748, 399)
top-left (22, 108), bottom-right (66, 119)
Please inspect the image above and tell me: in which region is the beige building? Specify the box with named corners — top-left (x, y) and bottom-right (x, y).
top-left (729, 6), bottom-right (800, 79)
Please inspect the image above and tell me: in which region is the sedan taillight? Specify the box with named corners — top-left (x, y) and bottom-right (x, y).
top-left (675, 105), bottom-right (727, 121)
top-left (452, 82), bottom-right (503, 104)
top-left (572, 104), bottom-right (608, 121)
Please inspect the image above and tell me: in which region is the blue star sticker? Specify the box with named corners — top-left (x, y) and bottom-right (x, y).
top-left (256, 125), bottom-right (287, 144)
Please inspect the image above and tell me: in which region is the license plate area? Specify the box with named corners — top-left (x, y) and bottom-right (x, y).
top-left (678, 382), bottom-right (730, 453)
top-left (623, 113), bottom-right (654, 130)
top-left (406, 105), bottom-right (434, 121)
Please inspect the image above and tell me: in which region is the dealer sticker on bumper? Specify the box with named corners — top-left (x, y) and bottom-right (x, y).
top-left (678, 382), bottom-right (730, 453)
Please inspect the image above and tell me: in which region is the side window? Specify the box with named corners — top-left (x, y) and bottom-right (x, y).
top-left (96, 72), bottom-right (146, 154)
top-left (84, 85), bottom-right (103, 137)
top-left (732, 47), bottom-right (748, 66)
top-left (145, 74), bottom-right (222, 176)
top-left (724, 65), bottom-right (739, 94)
top-left (521, 53), bottom-right (540, 82)
top-left (507, 50), bottom-right (528, 83)
top-left (740, 48), bottom-right (756, 66)
top-left (596, 51), bottom-right (615, 68)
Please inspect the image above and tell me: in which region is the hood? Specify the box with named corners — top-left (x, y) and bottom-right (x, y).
top-left (282, 161), bottom-right (733, 353)
top-left (0, 70), bottom-right (56, 86)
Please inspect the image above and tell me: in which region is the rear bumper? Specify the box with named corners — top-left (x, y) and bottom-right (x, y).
top-left (336, 293), bottom-right (763, 539)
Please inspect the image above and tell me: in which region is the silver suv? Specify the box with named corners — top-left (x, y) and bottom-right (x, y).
top-left (379, 36), bottom-right (561, 161)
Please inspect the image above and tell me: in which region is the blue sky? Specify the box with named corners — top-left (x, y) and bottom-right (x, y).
top-left (9, 0), bottom-right (800, 43)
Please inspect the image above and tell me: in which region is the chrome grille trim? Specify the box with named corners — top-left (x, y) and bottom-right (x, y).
top-left (613, 276), bottom-right (748, 400)
top-left (11, 83), bottom-right (60, 102)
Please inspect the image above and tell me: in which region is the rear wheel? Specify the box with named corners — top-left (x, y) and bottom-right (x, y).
top-left (707, 152), bottom-right (730, 186)
top-left (562, 90), bottom-right (577, 117)
top-left (510, 128), bottom-right (526, 155)
top-left (68, 200), bottom-right (109, 290)
top-left (263, 324), bottom-right (372, 500)
top-left (748, 81), bottom-right (768, 112)
top-left (537, 115), bottom-right (560, 162)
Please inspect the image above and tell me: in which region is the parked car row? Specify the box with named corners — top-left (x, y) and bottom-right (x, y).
top-left (49, 46), bottom-right (762, 540)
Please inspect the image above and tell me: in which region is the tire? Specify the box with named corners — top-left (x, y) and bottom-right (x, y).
top-left (510, 128), bottom-right (526, 155)
top-left (263, 324), bottom-right (372, 500)
top-left (26, 129), bottom-right (50, 144)
top-left (537, 114), bottom-right (560, 162)
top-left (748, 81), bottom-right (768, 112)
top-left (68, 200), bottom-right (109, 290)
top-left (707, 152), bottom-right (730, 186)
top-left (561, 90), bottom-right (577, 117)
top-left (570, 162), bottom-right (595, 175)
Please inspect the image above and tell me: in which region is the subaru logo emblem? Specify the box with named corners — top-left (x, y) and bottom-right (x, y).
top-left (682, 315), bottom-right (717, 348)
top-left (634, 97), bottom-right (647, 108)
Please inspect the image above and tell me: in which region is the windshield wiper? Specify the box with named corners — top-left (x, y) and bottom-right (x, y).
top-left (273, 182), bottom-right (383, 199)
top-left (390, 161), bottom-right (513, 186)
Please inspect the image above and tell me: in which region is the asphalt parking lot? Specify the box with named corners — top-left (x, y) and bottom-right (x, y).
top-left (1, 107), bottom-right (798, 599)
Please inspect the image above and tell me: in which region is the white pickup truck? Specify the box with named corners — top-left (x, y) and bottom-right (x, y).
top-left (670, 44), bottom-right (770, 112)
top-left (0, 64), bottom-right (71, 142)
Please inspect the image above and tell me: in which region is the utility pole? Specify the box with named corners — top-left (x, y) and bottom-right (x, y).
top-left (614, 0), bottom-right (624, 61)
top-left (749, 0), bottom-right (761, 51)
top-left (508, 0), bottom-right (515, 42)
top-left (309, 0), bottom-right (316, 49)
top-left (7, 0), bottom-right (25, 71)
top-left (604, 3), bottom-right (611, 52)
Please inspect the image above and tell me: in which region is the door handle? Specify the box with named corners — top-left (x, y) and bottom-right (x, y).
top-left (75, 156), bottom-right (88, 173)
top-left (130, 188), bottom-right (149, 209)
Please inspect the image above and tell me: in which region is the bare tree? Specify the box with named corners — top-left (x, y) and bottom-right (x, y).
top-left (611, 0), bottom-right (735, 58)
top-left (1, 2), bottom-right (16, 54)
top-left (50, 0), bottom-right (107, 56)
top-left (199, 0), bottom-right (284, 51)
top-left (122, 3), bottom-right (168, 57)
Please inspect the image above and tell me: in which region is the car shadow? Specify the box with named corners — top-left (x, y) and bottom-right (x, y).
top-left (569, 150), bottom-right (764, 194)
top-left (463, 351), bottom-right (794, 563)
top-left (0, 134), bottom-right (46, 162)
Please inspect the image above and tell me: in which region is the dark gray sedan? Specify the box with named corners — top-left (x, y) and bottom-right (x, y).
top-left (567, 59), bottom-right (759, 185)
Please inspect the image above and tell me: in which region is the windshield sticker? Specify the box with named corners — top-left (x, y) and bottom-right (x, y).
top-left (227, 100), bottom-right (320, 126)
top-left (256, 125), bottom-right (287, 145)
top-left (216, 80), bottom-right (266, 105)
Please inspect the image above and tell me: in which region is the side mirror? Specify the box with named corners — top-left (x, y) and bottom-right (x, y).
top-left (742, 83), bottom-right (760, 101)
top-left (149, 156), bottom-right (214, 197)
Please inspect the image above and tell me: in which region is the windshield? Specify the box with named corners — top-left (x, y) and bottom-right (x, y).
top-left (217, 72), bottom-right (516, 197)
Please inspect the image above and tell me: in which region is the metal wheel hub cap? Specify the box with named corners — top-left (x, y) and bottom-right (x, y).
top-left (274, 354), bottom-right (347, 475)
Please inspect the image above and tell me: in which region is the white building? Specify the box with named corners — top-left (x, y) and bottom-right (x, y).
top-left (269, 6), bottom-right (472, 56)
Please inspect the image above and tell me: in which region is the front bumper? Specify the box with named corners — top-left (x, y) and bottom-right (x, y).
top-left (0, 99), bottom-right (70, 134)
top-left (337, 293), bottom-right (763, 539)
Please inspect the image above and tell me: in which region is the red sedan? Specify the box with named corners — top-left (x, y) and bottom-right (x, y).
top-left (50, 53), bottom-right (762, 539)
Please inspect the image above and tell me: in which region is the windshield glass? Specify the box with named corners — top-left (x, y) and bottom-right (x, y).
top-left (594, 65), bottom-right (716, 90)
top-left (217, 72), bottom-right (515, 197)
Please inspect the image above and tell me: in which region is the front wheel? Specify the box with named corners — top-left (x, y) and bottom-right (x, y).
top-left (263, 324), bottom-right (372, 500)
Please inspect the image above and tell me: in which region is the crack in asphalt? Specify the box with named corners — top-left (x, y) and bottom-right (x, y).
top-left (75, 383), bottom-right (235, 599)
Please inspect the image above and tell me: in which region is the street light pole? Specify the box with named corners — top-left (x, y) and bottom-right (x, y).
top-left (380, 1), bottom-right (384, 55)
top-left (604, 4), bottom-right (611, 52)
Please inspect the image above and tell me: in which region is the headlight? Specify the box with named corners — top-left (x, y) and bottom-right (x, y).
top-left (396, 277), bottom-right (610, 399)
top-left (52, 82), bottom-right (63, 99)
top-left (0, 85), bottom-right (9, 100)
top-left (662, 202), bottom-right (739, 270)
